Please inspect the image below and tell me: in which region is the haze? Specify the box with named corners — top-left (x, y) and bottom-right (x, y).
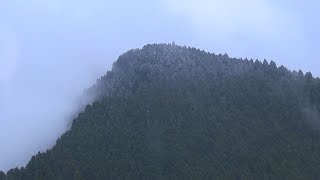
top-left (0, 0), bottom-right (319, 172)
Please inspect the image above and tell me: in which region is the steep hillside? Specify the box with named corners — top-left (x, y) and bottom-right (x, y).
top-left (2, 44), bottom-right (320, 180)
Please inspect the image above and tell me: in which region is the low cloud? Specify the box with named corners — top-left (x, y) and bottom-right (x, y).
top-left (1, 0), bottom-right (320, 172)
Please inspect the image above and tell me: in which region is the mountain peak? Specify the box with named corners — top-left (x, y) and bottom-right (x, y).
top-left (3, 44), bottom-right (320, 179)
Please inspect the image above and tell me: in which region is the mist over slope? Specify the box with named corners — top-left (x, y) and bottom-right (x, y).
top-left (1, 0), bottom-right (320, 172)
top-left (2, 43), bottom-right (320, 179)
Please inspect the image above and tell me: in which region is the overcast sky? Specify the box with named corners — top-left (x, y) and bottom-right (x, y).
top-left (0, 0), bottom-right (319, 172)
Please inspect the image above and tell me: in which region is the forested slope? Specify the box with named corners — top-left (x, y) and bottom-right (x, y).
top-left (2, 44), bottom-right (320, 180)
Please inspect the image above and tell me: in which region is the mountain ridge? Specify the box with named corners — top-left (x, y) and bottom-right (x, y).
top-left (88, 43), bottom-right (312, 101)
top-left (2, 43), bottom-right (320, 180)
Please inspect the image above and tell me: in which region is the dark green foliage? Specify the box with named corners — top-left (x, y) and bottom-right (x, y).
top-left (4, 44), bottom-right (320, 179)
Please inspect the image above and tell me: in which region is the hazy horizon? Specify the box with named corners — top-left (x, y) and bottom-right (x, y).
top-left (1, 0), bottom-right (320, 172)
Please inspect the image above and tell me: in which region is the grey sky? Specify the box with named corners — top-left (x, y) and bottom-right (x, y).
top-left (0, 0), bottom-right (319, 172)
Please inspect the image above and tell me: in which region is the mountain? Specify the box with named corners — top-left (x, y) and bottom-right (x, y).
top-left (2, 43), bottom-right (320, 180)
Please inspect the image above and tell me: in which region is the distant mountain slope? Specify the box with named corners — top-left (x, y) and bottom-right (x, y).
top-left (2, 43), bottom-right (320, 180)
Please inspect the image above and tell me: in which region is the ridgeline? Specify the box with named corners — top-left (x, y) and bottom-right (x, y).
top-left (2, 44), bottom-right (320, 180)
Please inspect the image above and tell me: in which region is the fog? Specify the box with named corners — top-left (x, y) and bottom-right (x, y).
top-left (0, 0), bottom-right (319, 172)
